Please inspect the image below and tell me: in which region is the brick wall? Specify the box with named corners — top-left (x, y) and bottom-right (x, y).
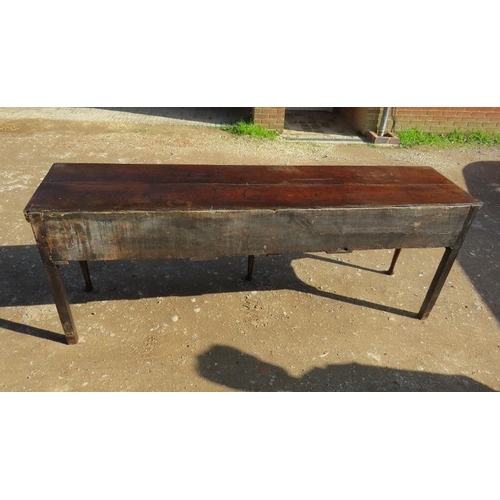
top-left (390, 107), bottom-right (500, 134)
top-left (342, 107), bottom-right (381, 133)
top-left (252, 107), bottom-right (286, 132)
top-left (253, 107), bottom-right (500, 135)
top-left (253, 107), bottom-right (382, 134)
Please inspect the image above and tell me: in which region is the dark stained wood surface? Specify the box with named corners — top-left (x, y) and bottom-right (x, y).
top-left (24, 163), bottom-right (478, 213)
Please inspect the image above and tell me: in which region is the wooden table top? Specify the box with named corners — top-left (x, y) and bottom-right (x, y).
top-left (24, 163), bottom-right (479, 213)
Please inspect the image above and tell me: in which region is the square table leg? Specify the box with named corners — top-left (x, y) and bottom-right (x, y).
top-left (41, 260), bottom-right (79, 344)
top-left (418, 205), bottom-right (479, 320)
top-left (387, 248), bottom-right (402, 275)
top-left (79, 261), bottom-right (93, 292)
top-left (418, 247), bottom-right (458, 320)
top-left (246, 255), bottom-right (255, 281)
top-left (29, 214), bottom-right (79, 344)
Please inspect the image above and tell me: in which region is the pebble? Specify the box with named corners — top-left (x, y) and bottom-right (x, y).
top-left (194, 307), bottom-right (201, 313)
top-left (172, 315), bottom-right (179, 322)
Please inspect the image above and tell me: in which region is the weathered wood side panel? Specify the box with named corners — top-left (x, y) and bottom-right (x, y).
top-left (42, 205), bottom-right (470, 262)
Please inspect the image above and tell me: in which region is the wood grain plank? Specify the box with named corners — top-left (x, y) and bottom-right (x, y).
top-left (24, 164), bottom-right (479, 214)
top-left (25, 180), bottom-right (478, 212)
top-left (41, 163), bottom-right (454, 186)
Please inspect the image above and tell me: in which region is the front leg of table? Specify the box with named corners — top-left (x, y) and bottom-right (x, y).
top-left (41, 260), bottom-right (79, 344)
top-left (418, 205), bottom-right (479, 320)
top-left (29, 214), bottom-right (78, 344)
top-left (418, 247), bottom-right (458, 320)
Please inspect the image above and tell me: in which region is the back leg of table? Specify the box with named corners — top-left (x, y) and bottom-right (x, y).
top-left (79, 260), bottom-right (93, 292)
top-left (43, 261), bottom-right (79, 344)
top-left (246, 255), bottom-right (255, 281)
top-left (387, 248), bottom-right (402, 275)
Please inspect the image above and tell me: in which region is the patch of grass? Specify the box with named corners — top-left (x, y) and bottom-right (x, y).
top-left (222, 120), bottom-right (279, 139)
top-left (398, 128), bottom-right (500, 147)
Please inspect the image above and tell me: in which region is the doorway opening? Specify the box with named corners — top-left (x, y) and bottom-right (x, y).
top-left (283, 107), bottom-right (363, 142)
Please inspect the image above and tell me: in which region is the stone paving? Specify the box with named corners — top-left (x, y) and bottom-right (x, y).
top-left (283, 109), bottom-right (364, 143)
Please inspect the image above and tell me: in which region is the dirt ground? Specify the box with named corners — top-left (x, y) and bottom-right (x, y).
top-left (1, 118), bottom-right (499, 391)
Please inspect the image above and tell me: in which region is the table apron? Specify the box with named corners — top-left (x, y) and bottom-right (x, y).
top-left (37, 205), bottom-right (471, 262)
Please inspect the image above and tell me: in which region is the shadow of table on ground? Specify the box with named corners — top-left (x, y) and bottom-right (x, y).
top-left (1, 245), bottom-right (422, 343)
top-left (0, 246), bottom-right (417, 313)
top-left (197, 344), bottom-right (494, 392)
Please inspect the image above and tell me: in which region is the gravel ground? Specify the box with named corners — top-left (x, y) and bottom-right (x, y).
top-left (1, 117), bottom-right (499, 391)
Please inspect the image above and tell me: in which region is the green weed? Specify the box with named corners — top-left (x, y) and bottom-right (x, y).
top-left (398, 128), bottom-right (500, 147)
top-left (222, 120), bottom-right (279, 139)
